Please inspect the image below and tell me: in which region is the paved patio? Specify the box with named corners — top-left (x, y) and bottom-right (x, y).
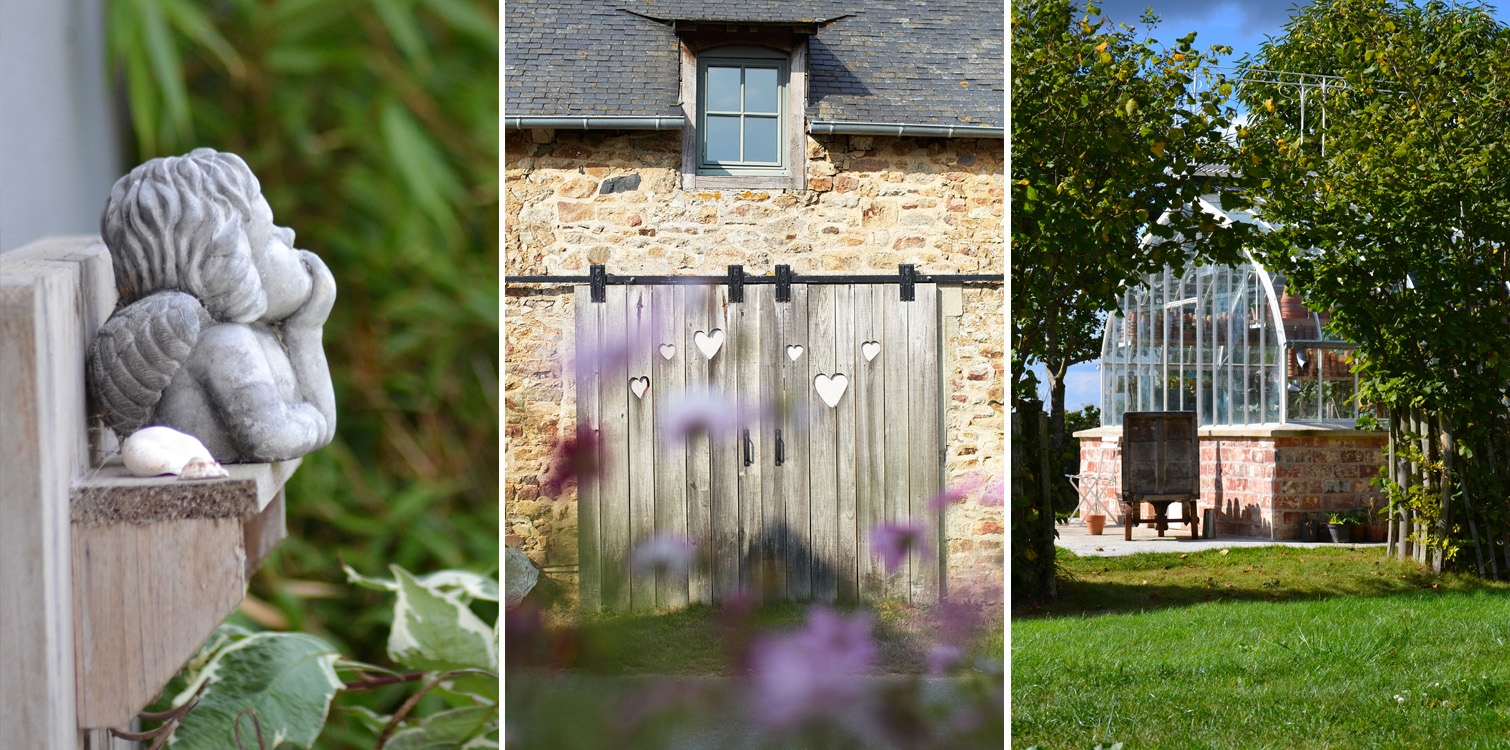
top-left (1055, 517), bottom-right (1384, 557)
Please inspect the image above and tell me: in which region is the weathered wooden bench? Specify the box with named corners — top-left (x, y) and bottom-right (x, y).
top-left (1, 237), bottom-right (295, 749)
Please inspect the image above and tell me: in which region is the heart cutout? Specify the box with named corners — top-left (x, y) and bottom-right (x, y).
top-left (787, 344), bottom-right (804, 361)
top-left (861, 341), bottom-right (881, 362)
top-left (814, 373), bottom-right (848, 408)
top-left (694, 329), bottom-right (725, 359)
top-left (659, 343), bottom-right (676, 360)
top-left (629, 376), bottom-right (649, 399)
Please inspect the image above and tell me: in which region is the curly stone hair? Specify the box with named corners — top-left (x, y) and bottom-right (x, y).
top-left (101, 148), bottom-right (268, 323)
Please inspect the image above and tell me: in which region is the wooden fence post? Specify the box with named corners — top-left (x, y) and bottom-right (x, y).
top-left (2, 238), bottom-right (297, 748)
top-left (0, 237), bottom-right (99, 748)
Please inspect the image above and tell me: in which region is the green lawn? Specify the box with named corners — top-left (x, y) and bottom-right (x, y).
top-left (1013, 546), bottom-right (1510, 749)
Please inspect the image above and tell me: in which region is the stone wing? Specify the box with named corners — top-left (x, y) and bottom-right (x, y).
top-left (87, 291), bottom-right (209, 436)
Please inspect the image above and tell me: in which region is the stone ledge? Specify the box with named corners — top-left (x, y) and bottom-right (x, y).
top-left (70, 455), bottom-right (300, 525)
top-left (1076, 421), bottom-right (1385, 440)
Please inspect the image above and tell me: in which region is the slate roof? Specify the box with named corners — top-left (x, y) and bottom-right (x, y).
top-left (504, 0), bottom-right (1004, 127)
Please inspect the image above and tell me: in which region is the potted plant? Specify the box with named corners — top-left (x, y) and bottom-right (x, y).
top-left (1298, 516), bottom-right (1316, 542)
top-left (1326, 512), bottom-right (1353, 544)
top-left (1308, 513), bottom-right (1328, 543)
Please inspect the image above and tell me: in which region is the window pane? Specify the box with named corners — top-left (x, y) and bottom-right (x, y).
top-left (707, 67), bottom-right (742, 112)
top-left (744, 67), bottom-right (780, 113)
top-left (705, 115), bottom-right (741, 162)
top-left (743, 116), bottom-right (780, 163)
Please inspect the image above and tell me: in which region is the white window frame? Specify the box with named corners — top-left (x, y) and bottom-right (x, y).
top-left (681, 40), bottom-right (807, 191)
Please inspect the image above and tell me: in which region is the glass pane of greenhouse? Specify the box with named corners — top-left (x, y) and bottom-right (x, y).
top-left (1100, 249), bottom-right (1358, 428)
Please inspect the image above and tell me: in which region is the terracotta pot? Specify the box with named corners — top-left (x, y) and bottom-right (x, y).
top-left (1086, 514), bottom-right (1107, 536)
top-left (1280, 291), bottom-right (1311, 321)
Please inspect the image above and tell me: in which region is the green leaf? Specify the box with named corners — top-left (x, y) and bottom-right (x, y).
top-left (164, 633), bottom-right (342, 750)
top-left (418, 0), bottom-right (499, 51)
top-left (344, 564), bottom-right (500, 603)
top-left (385, 705), bottom-right (497, 750)
top-left (159, 0), bottom-right (245, 79)
top-left (131, 0), bottom-right (192, 143)
top-left (380, 99), bottom-right (464, 240)
top-left (388, 566), bottom-right (498, 672)
top-left (372, 0), bottom-right (432, 69)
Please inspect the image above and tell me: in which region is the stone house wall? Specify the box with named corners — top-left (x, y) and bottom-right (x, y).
top-left (1076, 429), bottom-right (1387, 539)
top-left (504, 129), bottom-right (1005, 609)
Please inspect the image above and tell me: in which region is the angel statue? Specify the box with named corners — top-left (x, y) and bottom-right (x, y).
top-left (87, 148), bottom-right (336, 464)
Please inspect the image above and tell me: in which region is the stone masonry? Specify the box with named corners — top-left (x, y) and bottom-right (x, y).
top-left (1076, 429), bottom-right (1387, 539)
top-left (505, 129), bottom-right (1004, 609)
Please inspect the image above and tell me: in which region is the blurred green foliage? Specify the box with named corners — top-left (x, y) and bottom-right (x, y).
top-left (107, 0), bottom-right (498, 740)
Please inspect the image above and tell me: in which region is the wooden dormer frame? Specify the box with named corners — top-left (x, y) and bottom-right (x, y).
top-left (680, 30), bottom-right (808, 192)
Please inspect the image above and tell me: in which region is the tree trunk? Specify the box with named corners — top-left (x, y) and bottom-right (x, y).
top-left (1045, 357), bottom-right (1071, 515)
top-left (1038, 407), bottom-right (1057, 600)
top-left (1387, 409), bottom-right (1398, 558)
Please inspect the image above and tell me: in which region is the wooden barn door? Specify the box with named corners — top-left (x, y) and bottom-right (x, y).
top-left (575, 283), bottom-right (942, 612)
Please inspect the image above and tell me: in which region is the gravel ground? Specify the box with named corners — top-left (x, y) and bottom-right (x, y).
top-left (1054, 517), bottom-right (1384, 557)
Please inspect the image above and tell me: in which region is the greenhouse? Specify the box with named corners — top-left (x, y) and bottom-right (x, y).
top-left (1076, 198), bottom-right (1388, 541)
top-left (1099, 248), bottom-right (1360, 428)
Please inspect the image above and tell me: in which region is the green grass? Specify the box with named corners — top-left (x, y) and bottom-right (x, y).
top-left (1013, 547), bottom-right (1510, 749)
top-left (564, 599), bottom-right (1005, 676)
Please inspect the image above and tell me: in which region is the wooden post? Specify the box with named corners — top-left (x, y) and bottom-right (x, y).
top-left (0, 238), bottom-right (97, 748)
top-left (1417, 409), bottom-right (1430, 566)
top-left (2, 238), bottom-right (296, 746)
top-left (1401, 409), bottom-right (1416, 561)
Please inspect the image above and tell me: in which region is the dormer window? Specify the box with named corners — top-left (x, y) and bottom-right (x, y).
top-left (698, 48), bottom-right (788, 175)
top-left (680, 36), bottom-right (808, 191)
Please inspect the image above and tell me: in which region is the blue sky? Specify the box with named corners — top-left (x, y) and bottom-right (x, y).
top-left (1032, 0), bottom-right (1509, 412)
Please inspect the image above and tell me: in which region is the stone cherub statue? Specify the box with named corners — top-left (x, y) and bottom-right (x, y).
top-left (87, 148), bottom-right (336, 467)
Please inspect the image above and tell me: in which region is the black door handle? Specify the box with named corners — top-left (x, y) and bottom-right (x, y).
top-left (775, 429), bottom-right (784, 466)
top-left (743, 429), bottom-right (752, 467)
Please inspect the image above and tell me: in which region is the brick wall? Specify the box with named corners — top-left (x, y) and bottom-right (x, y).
top-left (505, 130), bottom-right (1004, 608)
top-left (1077, 431), bottom-right (1386, 539)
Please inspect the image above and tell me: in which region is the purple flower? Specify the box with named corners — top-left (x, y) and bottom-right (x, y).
top-left (660, 388), bottom-right (744, 445)
top-left (871, 521), bottom-right (931, 574)
top-left (927, 472), bottom-right (990, 511)
top-left (748, 607), bottom-right (877, 730)
top-left (571, 315), bottom-right (667, 373)
top-left (541, 427), bottom-right (598, 498)
top-left (932, 597), bottom-right (988, 645)
top-left (926, 644), bottom-right (965, 676)
top-left (629, 533), bottom-right (697, 577)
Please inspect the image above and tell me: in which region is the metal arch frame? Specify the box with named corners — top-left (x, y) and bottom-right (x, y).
top-left (1098, 200), bottom-right (1362, 429)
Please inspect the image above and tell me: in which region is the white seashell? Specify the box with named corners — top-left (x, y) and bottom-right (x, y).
top-left (122, 426), bottom-right (223, 479)
top-left (179, 456), bottom-right (229, 480)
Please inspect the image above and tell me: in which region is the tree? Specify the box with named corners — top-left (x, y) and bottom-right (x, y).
top-left (1010, 0), bottom-right (1253, 599)
top-left (1238, 0), bottom-right (1510, 575)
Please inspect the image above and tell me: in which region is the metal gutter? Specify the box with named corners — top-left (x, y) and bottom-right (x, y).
top-left (808, 120), bottom-right (1003, 138)
top-left (505, 116), bottom-right (684, 131)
